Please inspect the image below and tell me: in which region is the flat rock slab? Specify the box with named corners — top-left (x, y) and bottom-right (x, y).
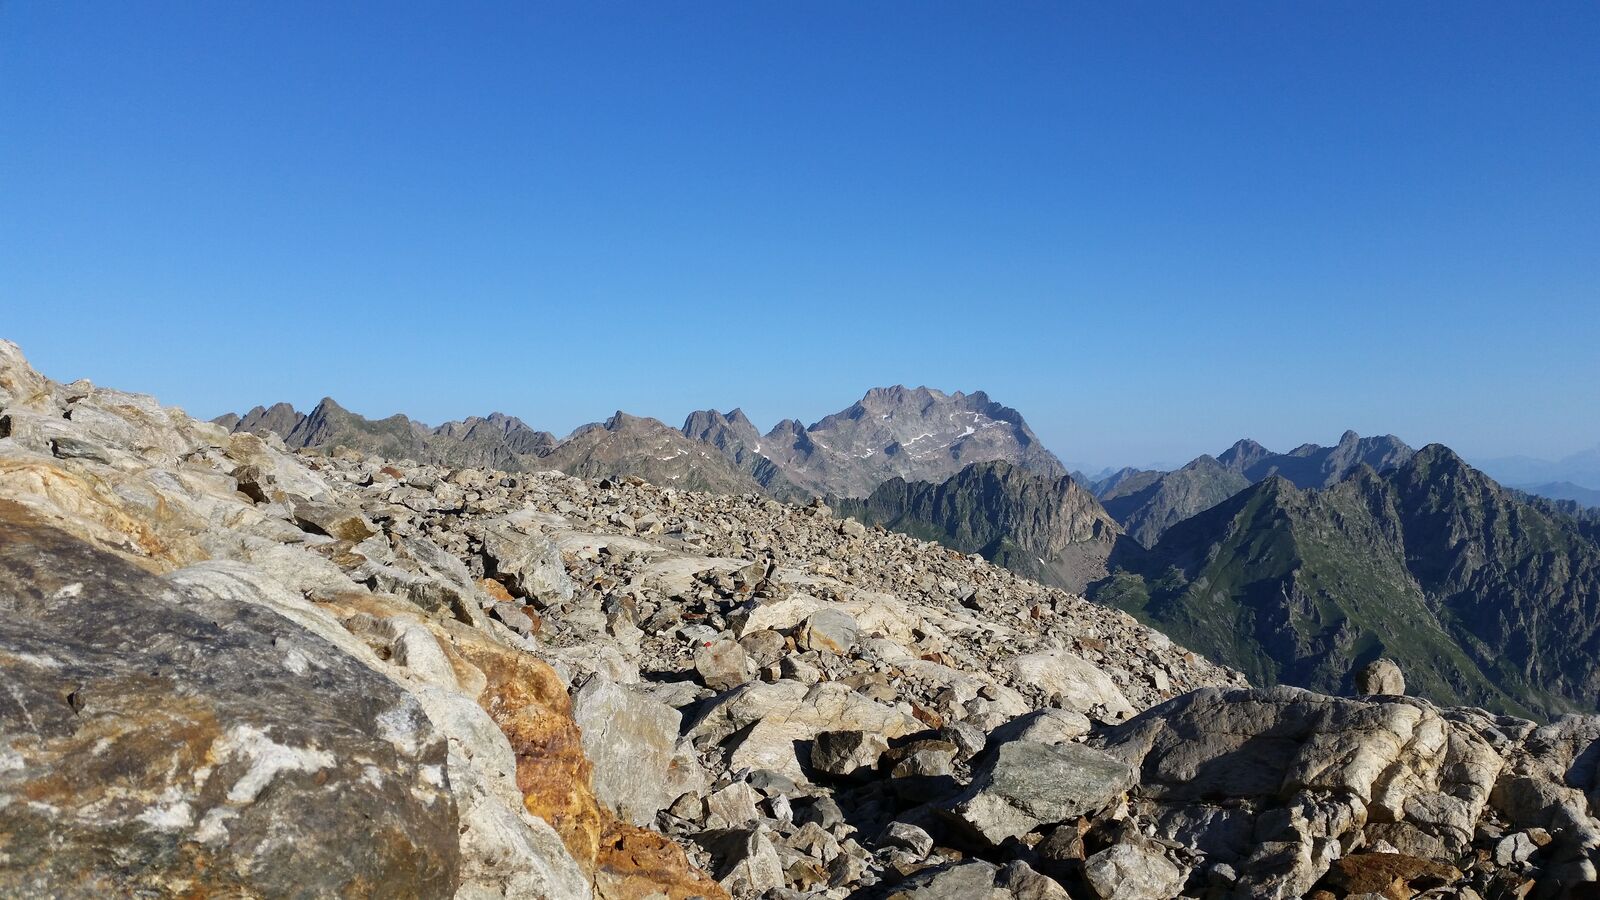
top-left (0, 502), bottom-right (459, 897)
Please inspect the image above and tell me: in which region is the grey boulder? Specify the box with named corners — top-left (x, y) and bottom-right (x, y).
top-left (947, 740), bottom-right (1136, 846)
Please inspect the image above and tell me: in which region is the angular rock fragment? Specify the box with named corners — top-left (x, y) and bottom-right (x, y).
top-left (809, 729), bottom-right (890, 777)
top-left (695, 637), bottom-right (755, 691)
top-left (1083, 841), bottom-right (1184, 900)
top-left (947, 740), bottom-right (1135, 846)
top-left (572, 672), bottom-right (684, 826)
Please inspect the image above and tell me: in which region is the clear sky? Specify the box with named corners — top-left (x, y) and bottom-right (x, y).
top-left (3, 2), bottom-right (1596, 470)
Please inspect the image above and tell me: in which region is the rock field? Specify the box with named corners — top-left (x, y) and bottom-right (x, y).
top-left (3, 338), bottom-right (1599, 899)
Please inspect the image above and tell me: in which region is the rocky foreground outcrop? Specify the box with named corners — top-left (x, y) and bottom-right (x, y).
top-left (3, 338), bottom-right (1599, 898)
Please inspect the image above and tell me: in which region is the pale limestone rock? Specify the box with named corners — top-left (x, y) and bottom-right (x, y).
top-left (1008, 650), bottom-right (1134, 719)
top-left (571, 672), bottom-right (682, 826)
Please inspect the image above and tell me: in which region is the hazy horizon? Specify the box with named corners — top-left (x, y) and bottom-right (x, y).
top-left (4, 3), bottom-right (1595, 468)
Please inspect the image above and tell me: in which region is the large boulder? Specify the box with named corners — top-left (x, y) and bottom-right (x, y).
top-left (946, 740), bottom-right (1136, 847)
top-left (694, 638), bottom-right (755, 691)
top-left (688, 680), bottom-right (916, 783)
top-left (0, 504), bottom-right (460, 896)
top-left (1082, 841), bottom-right (1184, 900)
top-left (572, 672), bottom-right (684, 826)
top-left (798, 607), bottom-right (859, 654)
top-left (810, 729), bottom-right (890, 777)
top-left (1006, 650), bottom-right (1134, 720)
top-left (1098, 686), bottom-right (1512, 898)
top-left (482, 523), bottom-right (576, 606)
top-left (1353, 658), bottom-right (1406, 696)
top-left (883, 860), bottom-right (1010, 899)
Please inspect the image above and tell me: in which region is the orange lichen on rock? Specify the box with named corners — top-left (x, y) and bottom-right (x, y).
top-left (436, 619), bottom-right (725, 899)
top-left (478, 577), bottom-right (516, 602)
top-left (441, 623), bottom-right (605, 861)
top-left (595, 821), bottom-right (729, 900)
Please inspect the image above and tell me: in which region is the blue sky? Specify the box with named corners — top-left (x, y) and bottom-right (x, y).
top-left (3, 2), bottom-right (1596, 469)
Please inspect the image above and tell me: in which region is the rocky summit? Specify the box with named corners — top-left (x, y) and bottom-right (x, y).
top-left (4, 336), bottom-right (1600, 899)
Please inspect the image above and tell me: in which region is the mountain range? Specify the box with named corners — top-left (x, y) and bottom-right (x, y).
top-left (219, 385), bottom-right (1065, 501)
top-left (219, 399), bottom-right (558, 472)
top-left (1092, 445), bottom-right (1600, 719)
top-left (1086, 431), bottom-right (1416, 548)
top-left (1512, 480), bottom-right (1600, 509)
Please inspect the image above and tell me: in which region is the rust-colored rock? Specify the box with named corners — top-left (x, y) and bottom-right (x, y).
top-left (1314, 852), bottom-right (1462, 900)
top-left (445, 625), bottom-right (605, 865)
top-left (595, 821), bottom-right (729, 900)
top-left (479, 577), bottom-right (517, 602)
top-left (0, 459), bottom-right (206, 571)
top-left (437, 620), bottom-right (724, 898)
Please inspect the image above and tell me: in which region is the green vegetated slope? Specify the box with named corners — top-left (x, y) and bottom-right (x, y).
top-left (1093, 445), bottom-right (1600, 718)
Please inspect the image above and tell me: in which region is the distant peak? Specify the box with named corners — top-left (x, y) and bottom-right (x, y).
top-left (859, 385), bottom-right (944, 405)
top-left (604, 410), bottom-right (652, 430)
top-left (1413, 443), bottom-right (1468, 467)
top-left (771, 417), bottom-right (804, 432)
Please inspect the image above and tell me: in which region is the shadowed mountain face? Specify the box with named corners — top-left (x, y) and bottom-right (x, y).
top-left (1097, 432), bottom-right (1416, 548)
top-left (832, 460), bottom-right (1124, 593)
top-left (1098, 456), bottom-right (1251, 549)
top-left (1091, 445), bottom-right (1600, 719)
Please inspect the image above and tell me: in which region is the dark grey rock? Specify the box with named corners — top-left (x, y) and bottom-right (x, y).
top-left (0, 506), bottom-right (459, 897)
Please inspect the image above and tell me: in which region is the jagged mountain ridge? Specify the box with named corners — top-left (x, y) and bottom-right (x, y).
top-left (1091, 445), bottom-right (1600, 719)
top-left (679, 408), bottom-right (807, 501)
top-left (220, 384), bottom-right (1067, 502)
top-left (1099, 431), bottom-right (1416, 547)
top-left (831, 460), bottom-right (1125, 593)
top-left (222, 397), bottom-right (557, 472)
top-left (1216, 429), bottom-right (1416, 487)
top-left (539, 411), bottom-right (768, 495)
